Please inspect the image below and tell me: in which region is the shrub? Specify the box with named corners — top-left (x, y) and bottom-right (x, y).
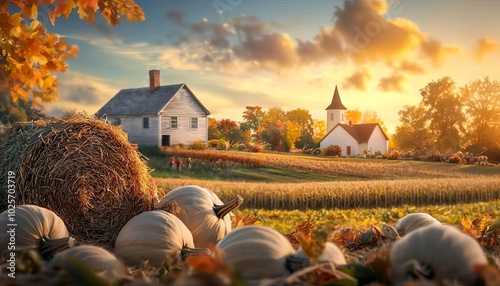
top-left (217, 139), bottom-right (229, 150)
top-left (190, 141), bottom-right (206, 150)
top-left (374, 150), bottom-right (382, 156)
top-left (250, 144), bottom-right (263, 153)
top-left (313, 148), bottom-right (322, 155)
top-left (238, 144), bottom-right (247, 151)
top-left (325, 145), bottom-right (342, 156)
top-left (207, 139), bottom-right (219, 149)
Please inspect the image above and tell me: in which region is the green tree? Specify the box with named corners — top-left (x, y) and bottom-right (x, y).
top-left (420, 77), bottom-right (465, 152)
top-left (460, 76), bottom-right (500, 157)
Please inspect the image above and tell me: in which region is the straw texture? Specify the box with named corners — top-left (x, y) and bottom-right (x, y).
top-left (0, 114), bottom-right (161, 248)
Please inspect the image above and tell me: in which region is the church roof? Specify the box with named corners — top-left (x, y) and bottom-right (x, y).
top-left (318, 122), bottom-right (389, 144)
top-left (325, 85), bottom-right (347, 110)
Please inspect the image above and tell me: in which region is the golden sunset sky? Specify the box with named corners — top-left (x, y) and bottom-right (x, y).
top-left (43, 0), bottom-right (500, 134)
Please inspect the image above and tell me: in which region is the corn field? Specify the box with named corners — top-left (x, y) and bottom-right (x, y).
top-left (156, 177), bottom-right (500, 210)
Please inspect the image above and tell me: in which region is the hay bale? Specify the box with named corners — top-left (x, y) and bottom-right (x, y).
top-left (0, 114), bottom-right (162, 248)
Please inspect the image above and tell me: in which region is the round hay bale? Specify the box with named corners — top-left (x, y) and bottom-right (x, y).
top-left (0, 114), bottom-right (162, 248)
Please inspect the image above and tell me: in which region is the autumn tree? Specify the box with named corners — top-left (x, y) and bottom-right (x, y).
top-left (0, 91), bottom-right (45, 124)
top-left (460, 76), bottom-right (500, 158)
top-left (393, 105), bottom-right (432, 154)
top-left (285, 108), bottom-right (315, 150)
top-left (345, 109), bottom-right (362, 124)
top-left (313, 119), bottom-right (326, 143)
top-left (242, 106), bottom-right (264, 134)
top-left (1, 0), bottom-right (144, 105)
top-left (208, 118), bottom-right (221, 140)
top-left (258, 107), bottom-right (286, 150)
top-left (420, 77), bottom-right (465, 152)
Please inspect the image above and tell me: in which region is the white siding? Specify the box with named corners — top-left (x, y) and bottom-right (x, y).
top-left (367, 126), bottom-right (388, 154)
top-left (158, 88), bottom-right (208, 146)
top-left (319, 127), bottom-right (359, 156)
top-left (326, 109), bottom-right (345, 133)
top-left (109, 115), bottom-right (159, 146)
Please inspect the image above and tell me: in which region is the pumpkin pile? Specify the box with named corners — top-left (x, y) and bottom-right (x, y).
top-left (0, 114), bottom-right (161, 247)
top-left (2, 198), bottom-right (500, 285)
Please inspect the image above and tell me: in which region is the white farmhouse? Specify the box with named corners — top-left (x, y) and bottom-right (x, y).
top-left (318, 86), bottom-right (388, 156)
top-left (96, 70), bottom-right (210, 147)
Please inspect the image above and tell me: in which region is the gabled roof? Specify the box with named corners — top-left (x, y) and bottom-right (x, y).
top-left (325, 85), bottom-right (347, 110)
top-left (96, 83), bottom-right (210, 117)
top-left (319, 123), bottom-right (389, 144)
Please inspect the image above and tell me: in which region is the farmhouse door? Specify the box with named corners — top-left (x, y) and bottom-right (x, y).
top-left (346, 146), bottom-right (351, 156)
top-left (162, 135), bottom-right (170, 146)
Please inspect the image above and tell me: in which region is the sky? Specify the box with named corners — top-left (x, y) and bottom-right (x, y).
top-left (39, 0), bottom-right (500, 134)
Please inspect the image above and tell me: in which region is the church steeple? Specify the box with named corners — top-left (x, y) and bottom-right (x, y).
top-left (326, 85), bottom-right (347, 110)
top-left (326, 85), bottom-right (347, 132)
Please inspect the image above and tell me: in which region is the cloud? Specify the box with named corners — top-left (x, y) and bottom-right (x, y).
top-left (233, 32), bottom-right (298, 70)
top-left (420, 38), bottom-right (460, 67)
top-left (474, 37), bottom-right (499, 62)
top-left (166, 11), bottom-right (185, 25)
top-left (332, 0), bottom-right (424, 64)
top-left (378, 73), bottom-right (407, 92)
top-left (62, 85), bottom-right (101, 104)
top-left (343, 69), bottom-right (372, 91)
top-left (397, 60), bottom-right (425, 74)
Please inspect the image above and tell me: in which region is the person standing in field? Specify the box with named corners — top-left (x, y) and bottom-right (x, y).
top-left (169, 156), bottom-right (176, 172)
top-left (176, 157), bottom-right (184, 172)
top-left (186, 157), bottom-right (193, 170)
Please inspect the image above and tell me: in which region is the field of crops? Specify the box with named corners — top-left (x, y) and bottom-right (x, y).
top-left (156, 177), bottom-right (500, 210)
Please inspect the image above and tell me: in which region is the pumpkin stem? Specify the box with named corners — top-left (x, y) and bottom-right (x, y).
top-left (285, 254), bottom-right (310, 273)
top-left (39, 236), bottom-right (76, 260)
top-left (403, 259), bottom-right (434, 280)
top-left (179, 245), bottom-right (212, 261)
top-left (213, 195), bottom-right (244, 219)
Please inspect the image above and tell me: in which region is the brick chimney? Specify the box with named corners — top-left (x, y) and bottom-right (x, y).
top-left (149, 70), bottom-right (160, 93)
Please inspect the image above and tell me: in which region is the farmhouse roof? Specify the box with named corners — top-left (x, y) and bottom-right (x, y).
top-left (96, 83), bottom-right (210, 117)
top-left (325, 85), bottom-right (347, 110)
top-left (319, 122), bottom-right (389, 144)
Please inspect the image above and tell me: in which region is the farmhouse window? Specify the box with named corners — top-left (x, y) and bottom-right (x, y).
top-left (170, 117), bottom-right (178, 129)
top-left (143, 118), bottom-right (149, 128)
top-left (330, 113), bottom-right (333, 121)
top-left (191, 117), bottom-right (198, 129)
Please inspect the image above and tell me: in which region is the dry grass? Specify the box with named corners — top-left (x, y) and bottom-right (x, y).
top-left (0, 114), bottom-right (162, 248)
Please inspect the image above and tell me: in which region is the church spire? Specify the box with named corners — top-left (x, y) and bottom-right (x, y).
top-left (325, 85), bottom-right (347, 110)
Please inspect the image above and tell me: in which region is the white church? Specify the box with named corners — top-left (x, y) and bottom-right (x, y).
top-left (318, 86), bottom-right (389, 156)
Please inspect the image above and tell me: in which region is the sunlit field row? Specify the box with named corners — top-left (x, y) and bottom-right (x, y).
top-left (155, 177), bottom-right (500, 210)
top-left (231, 200), bottom-right (500, 235)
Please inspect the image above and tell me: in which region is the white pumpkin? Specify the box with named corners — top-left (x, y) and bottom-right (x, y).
top-left (390, 224), bottom-right (488, 285)
top-left (114, 210), bottom-right (195, 267)
top-left (216, 225), bottom-right (296, 283)
top-left (49, 245), bottom-right (126, 281)
top-left (0, 204), bottom-right (74, 259)
top-left (156, 185), bottom-right (243, 248)
top-left (395, 212), bottom-right (441, 236)
top-left (295, 242), bottom-right (347, 266)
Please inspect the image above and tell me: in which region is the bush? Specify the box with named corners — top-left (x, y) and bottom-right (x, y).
top-left (237, 144), bottom-right (247, 151)
top-left (207, 139), bottom-right (219, 149)
top-left (190, 141), bottom-right (206, 150)
top-left (313, 148), bottom-right (322, 155)
top-left (325, 145), bottom-right (342, 156)
top-left (248, 144), bottom-right (263, 153)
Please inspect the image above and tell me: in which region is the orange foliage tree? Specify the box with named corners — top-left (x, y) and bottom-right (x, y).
top-left (0, 0), bottom-right (144, 104)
